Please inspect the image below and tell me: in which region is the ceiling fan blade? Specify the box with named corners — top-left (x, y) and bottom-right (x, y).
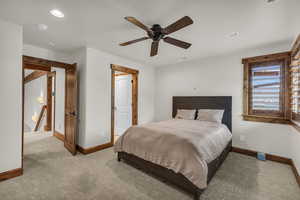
top-left (125, 17), bottom-right (151, 32)
top-left (150, 41), bottom-right (159, 57)
top-left (163, 37), bottom-right (191, 49)
top-left (119, 37), bottom-right (150, 46)
top-left (163, 16), bottom-right (193, 35)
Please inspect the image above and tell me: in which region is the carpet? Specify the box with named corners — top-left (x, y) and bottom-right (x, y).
top-left (0, 136), bottom-right (299, 200)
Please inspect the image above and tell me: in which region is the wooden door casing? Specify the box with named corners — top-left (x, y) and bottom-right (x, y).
top-left (132, 73), bottom-right (138, 125)
top-left (111, 64), bottom-right (139, 144)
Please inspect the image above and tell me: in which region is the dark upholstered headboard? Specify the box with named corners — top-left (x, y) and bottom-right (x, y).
top-left (172, 96), bottom-right (232, 132)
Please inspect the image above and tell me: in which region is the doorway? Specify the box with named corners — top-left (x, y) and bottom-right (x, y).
top-left (22, 56), bottom-right (78, 171)
top-left (23, 69), bottom-right (53, 135)
top-left (111, 64), bottom-right (138, 144)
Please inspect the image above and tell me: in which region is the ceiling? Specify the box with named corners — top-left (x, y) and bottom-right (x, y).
top-left (0, 0), bottom-right (299, 67)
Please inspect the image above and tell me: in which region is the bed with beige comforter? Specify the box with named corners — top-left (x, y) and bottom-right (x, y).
top-left (114, 119), bottom-right (232, 189)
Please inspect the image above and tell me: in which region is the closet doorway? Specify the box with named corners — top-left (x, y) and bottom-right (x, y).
top-left (111, 64), bottom-right (138, 144)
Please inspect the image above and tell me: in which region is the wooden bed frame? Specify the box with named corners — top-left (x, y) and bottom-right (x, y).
top-left (117, 96), bottom-right (232, 200)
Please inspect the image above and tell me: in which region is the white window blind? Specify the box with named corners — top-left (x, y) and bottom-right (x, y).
top-left (249, 61), bottom-right (284, 117)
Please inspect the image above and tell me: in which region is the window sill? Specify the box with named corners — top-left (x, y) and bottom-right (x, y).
top-left (291, 121), bottom-right (300, 134)
top-left (243, 115), bottom-right (300, 134)
top-left (242, 114), bottom-right (291, 124)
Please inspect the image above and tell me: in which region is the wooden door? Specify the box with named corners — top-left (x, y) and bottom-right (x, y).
top-left (64, 64), bottom-right (77, 155)
top-left (115, 75), bottom-right (132, 135)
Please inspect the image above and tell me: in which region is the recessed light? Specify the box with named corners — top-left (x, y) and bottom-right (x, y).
top-left (37, 24), bottom-right (48, 31)
top-left (50, 9), bottom-right (65, 18)
top-left (229, 32), bottom-right (239, 38)
top-left (49, 42), bottom-right (55, 46)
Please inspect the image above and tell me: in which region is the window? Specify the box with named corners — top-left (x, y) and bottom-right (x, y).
top-left (290, 35), bottom-right (300, 131)
top-left (249, 61), bottom-right (283, 116)
top-left (291, 50), bottom-right (300, 123)
top-left (242, 52), bottom-right (291, 124)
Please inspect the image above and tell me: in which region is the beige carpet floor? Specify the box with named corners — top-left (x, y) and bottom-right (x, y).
top-left (0, 136), bottom-right (299, 200)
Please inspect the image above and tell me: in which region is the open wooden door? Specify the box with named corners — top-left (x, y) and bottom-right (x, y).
top-left (64, 64), bottom-right (78, 155)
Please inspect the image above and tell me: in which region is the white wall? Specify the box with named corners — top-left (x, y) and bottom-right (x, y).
top-left (289, 127), bottom-right (300, 173)
top-left (79, 47), bottom-right (155, 148)
top-left (70, 48), bottom-right (87, 147)
top-left (0, 19), bottom-right (22, 173)
top-left (24, 73), bottom-right (47, 131)
top-left (23, 44), bottom-right (73, 63)
top-left (154, 42), bottom-right (300, 172)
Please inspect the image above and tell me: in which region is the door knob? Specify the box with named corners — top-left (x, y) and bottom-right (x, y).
top-left (69, 111), bottom-right (76, 116)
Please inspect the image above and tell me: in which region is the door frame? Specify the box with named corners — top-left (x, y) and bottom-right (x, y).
top-left (111, 64), bottom-right (139, 144)
top-left (22, 56), bottom-right (77, 169)
top-left (48, 71), bottom-right (59, 140)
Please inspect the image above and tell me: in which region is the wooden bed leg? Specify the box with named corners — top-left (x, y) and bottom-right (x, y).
top-left (193, 191), bottom-right (200, 200)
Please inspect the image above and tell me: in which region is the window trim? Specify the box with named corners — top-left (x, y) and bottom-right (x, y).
top-left (289, 34), bottom-right (300, 134)
top-left (242, 52), bottom-right (291, 124)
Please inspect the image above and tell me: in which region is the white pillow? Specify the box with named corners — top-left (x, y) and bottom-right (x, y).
top-left (175, 109), bottom-right (196, 120)
top-left (196, 109), bottom-right (224, 123)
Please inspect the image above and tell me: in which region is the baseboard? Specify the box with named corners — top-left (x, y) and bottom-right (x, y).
top-left (231, 146), bottom-right (257, 157)
top-left (0, 168), bottom-right (23, 182)
top-left (265, 154), bottom-right (292, 165)
top-left (231, 146), bottom-right (292, 164)
top-left (77, 142), bottom-right (113, 155)
top-left (291, 160), bottom-right (300, 187)
top-left (53, 131), bottom-right (64, 142)
top-left (232, 146), bottom-right (299, 187)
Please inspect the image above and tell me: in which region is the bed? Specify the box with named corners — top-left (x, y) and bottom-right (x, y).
top-left (115, 96), bottom-right (232, 200)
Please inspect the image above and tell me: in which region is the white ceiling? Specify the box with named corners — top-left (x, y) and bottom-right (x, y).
top-left (0, 0), bottom-right (299, 67)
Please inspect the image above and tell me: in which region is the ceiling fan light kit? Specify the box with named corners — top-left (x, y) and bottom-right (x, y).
top-left (120, 16), bottom-right (193, 57)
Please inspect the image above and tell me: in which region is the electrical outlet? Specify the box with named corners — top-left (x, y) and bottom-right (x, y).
top-left (257, 152), bottom-right (266, 161)
top-left (240, 135), bottom-right (245, 141)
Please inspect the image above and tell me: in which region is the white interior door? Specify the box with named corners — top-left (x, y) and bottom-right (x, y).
top-left (115, 74), bottom-right (132, 136)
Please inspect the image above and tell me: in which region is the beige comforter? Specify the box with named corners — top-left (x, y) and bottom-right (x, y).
top-left (114, 119), bottom-right (232, 189)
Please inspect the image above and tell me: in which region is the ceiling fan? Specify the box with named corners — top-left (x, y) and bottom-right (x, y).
top-left (119, 16), bottom-right (193, 57)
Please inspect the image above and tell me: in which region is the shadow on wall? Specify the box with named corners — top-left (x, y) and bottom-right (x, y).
top-left (24, 123), bottom-right (31, 132)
